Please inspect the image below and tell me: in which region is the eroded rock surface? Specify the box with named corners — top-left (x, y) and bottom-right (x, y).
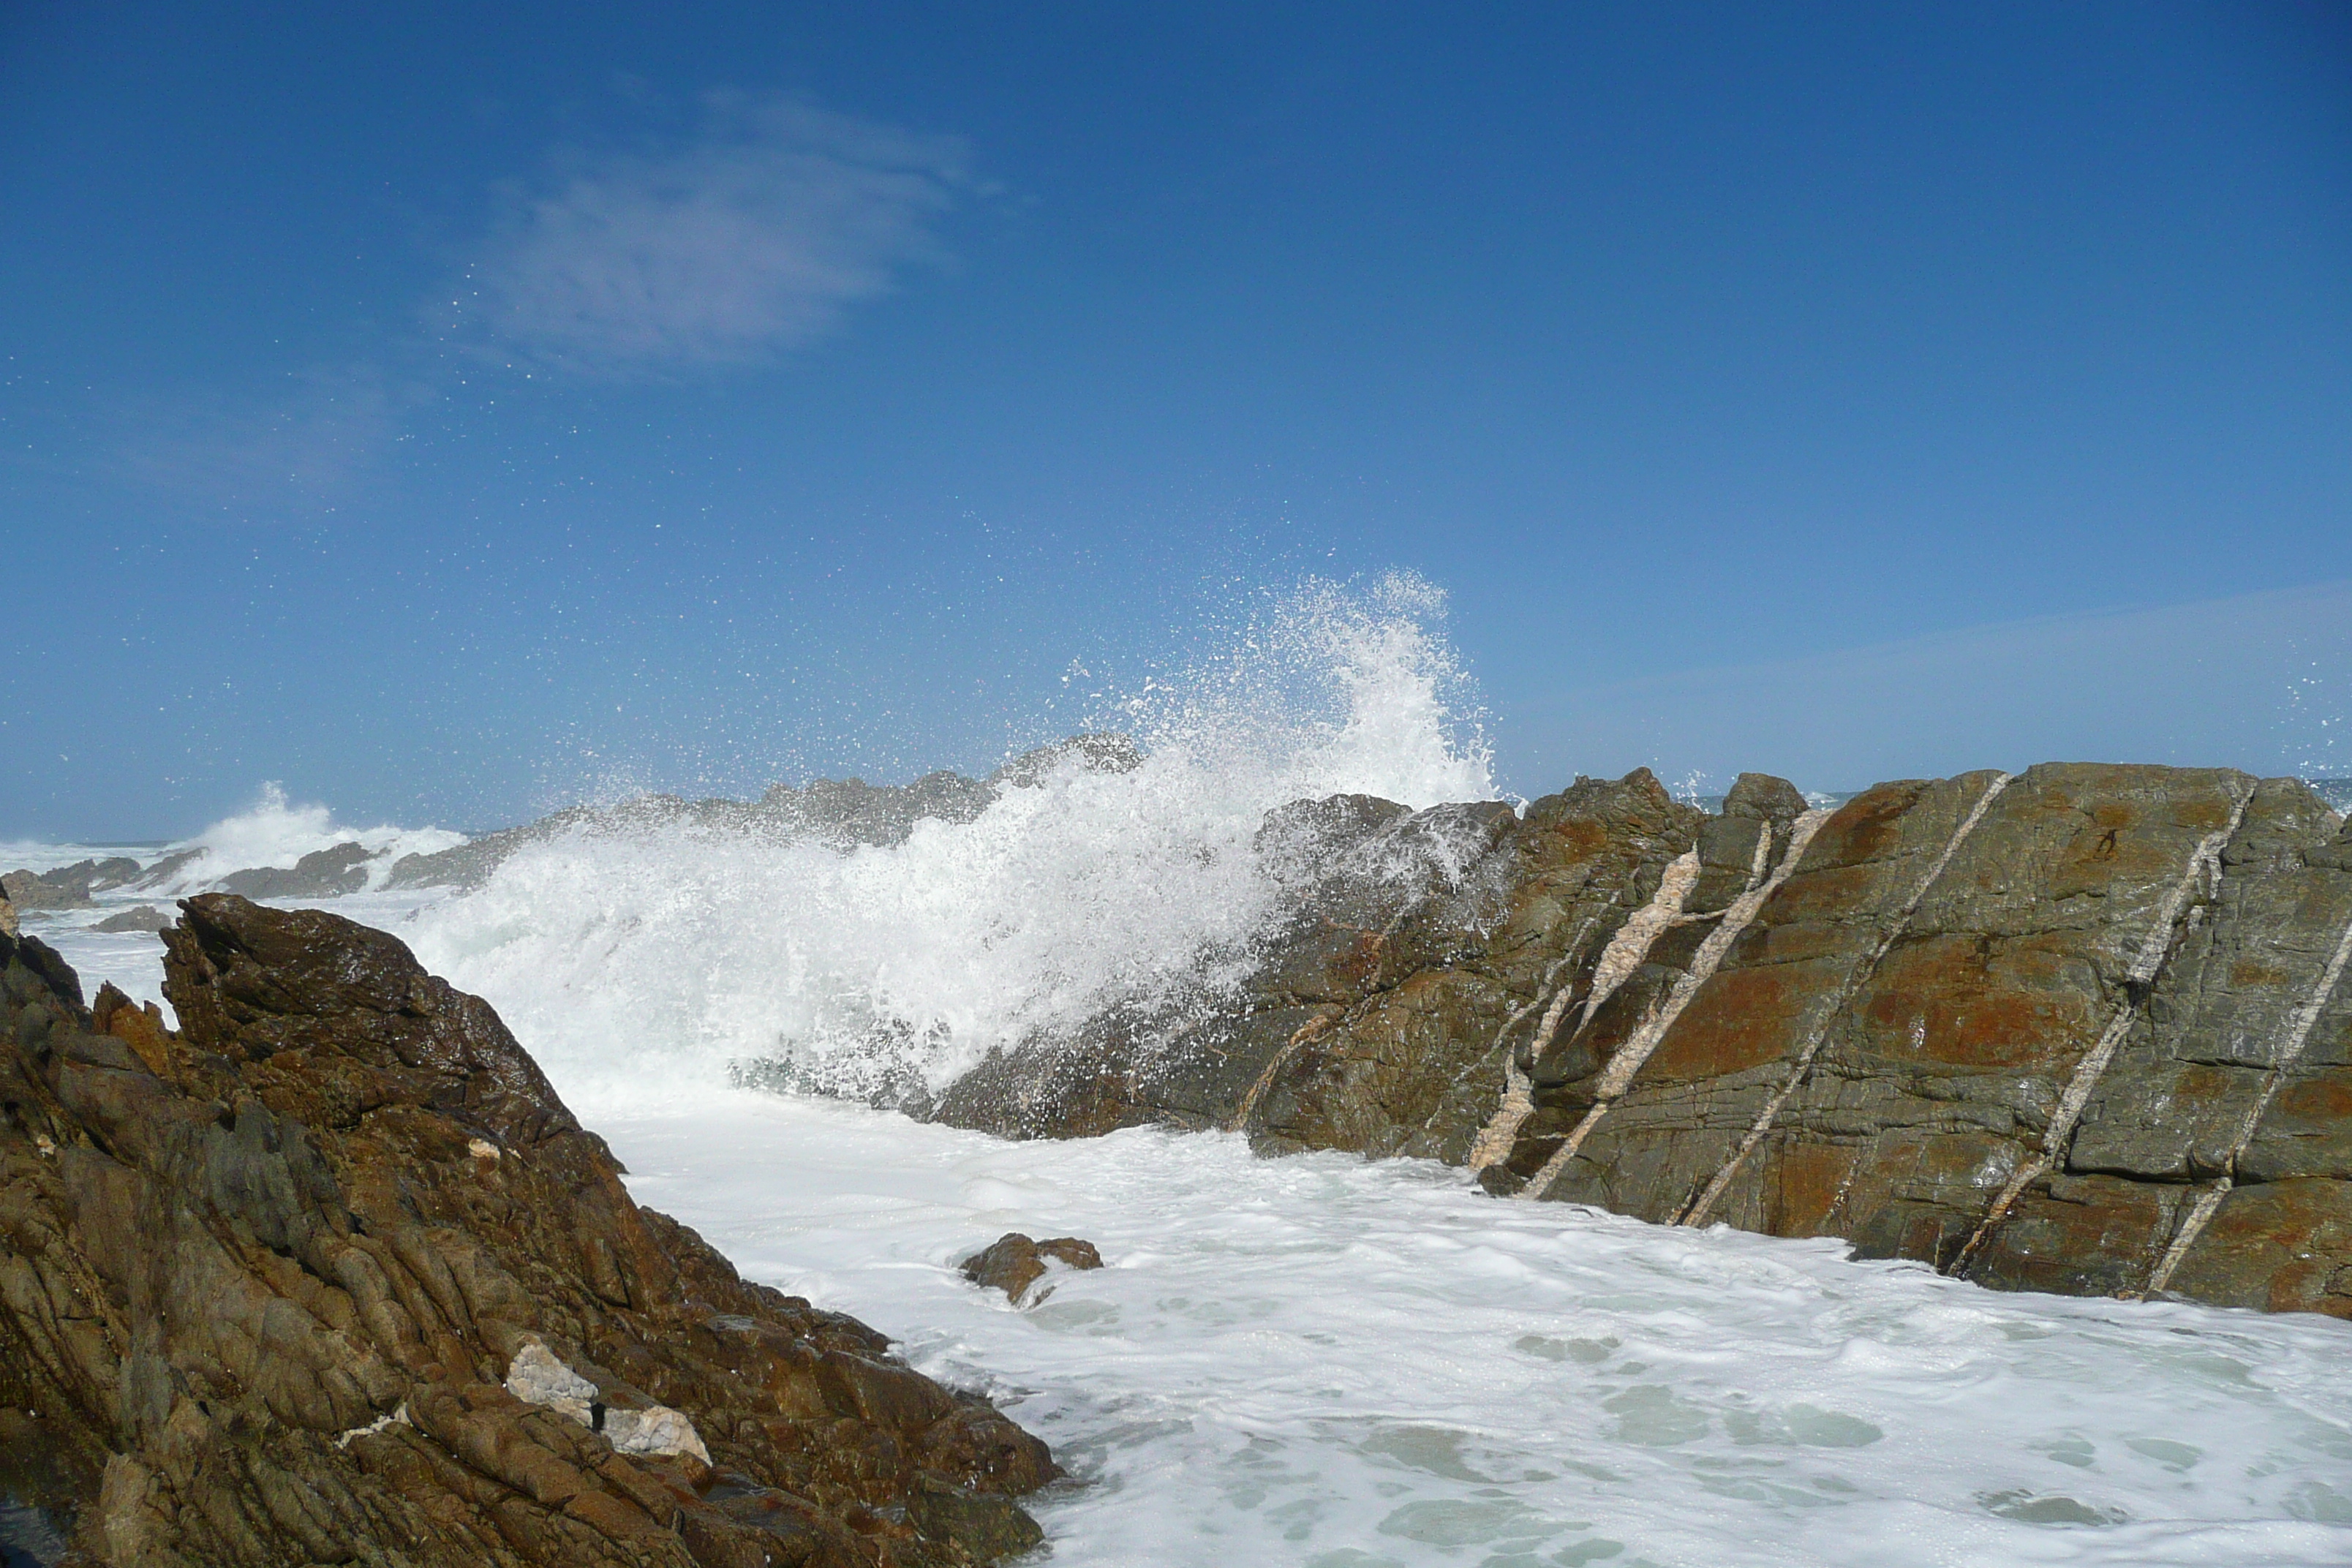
top-left (934, 763), bottom-right (2352, 1319)
top-left (0, 895), bottom-right (1055, 1566)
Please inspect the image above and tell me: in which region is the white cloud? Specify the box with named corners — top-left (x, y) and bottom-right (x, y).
top-left (467, 97), bottom-right (968, 375)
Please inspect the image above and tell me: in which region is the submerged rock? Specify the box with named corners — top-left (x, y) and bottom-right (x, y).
top-left (89, 905), bottom-right (171, 935)
top-left (960, 1235), bottom-right (1104, 1305)
top-left (933, 763), bottom-right (2352, 1321)
top-left (0, 897), bottom-right (1056, 1566)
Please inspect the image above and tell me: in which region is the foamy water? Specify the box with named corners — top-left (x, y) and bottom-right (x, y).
top-left (404, 573), bottom-right (1498, 1104)
top-left (18, 576), bottom-right (2352, 1564)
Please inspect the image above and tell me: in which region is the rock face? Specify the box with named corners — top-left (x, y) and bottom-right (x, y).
top-left (933, 764), bottom-right (2352, 1319)
top-left (0, 896), bottom-right (1055, 1566)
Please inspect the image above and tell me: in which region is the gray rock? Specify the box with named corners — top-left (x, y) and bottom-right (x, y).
top-left (91, 905), bottom-right (173, 934)
top-left (215, 840), bottom-right (375, 899)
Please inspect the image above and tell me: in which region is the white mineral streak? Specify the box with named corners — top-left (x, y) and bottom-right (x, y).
top-left (333, 1401), bottom-right (411, 1450)
top-left (504, 1341), bottom-right (712, 1463)
top-left (1466, 924), bottom-right (1596, 1172)
top-left (1955, 781), bottom-right (2254, 1272)
top-left (1680, 774), bottom-right (2015, 1229)
top-left (1520, 808), bottom-right (1834, 1203)
top-left (1572, 849), bottom-right (1702, 1037)
top-left (2142, 879), bottom-right (2352, 1297)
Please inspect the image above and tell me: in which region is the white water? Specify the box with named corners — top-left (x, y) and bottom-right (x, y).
top-left (404, 573), bottom-right (1498, 1104)
top-left (18, 576), bottom-right (2352, 1564)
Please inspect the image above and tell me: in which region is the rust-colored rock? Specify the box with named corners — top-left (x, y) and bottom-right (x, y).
top-left (958, 1235), bottom-right (1103, 1306)
top-left (927, 761), bottom-right (2352, 1321)
top-left (0, 894), bottom-right (1056, 1566)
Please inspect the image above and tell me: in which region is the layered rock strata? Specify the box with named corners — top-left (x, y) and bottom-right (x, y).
top-left (935, 764), bottom-right (2352, 1319)
top-left (0, 896), bottom-right (1054, 1566)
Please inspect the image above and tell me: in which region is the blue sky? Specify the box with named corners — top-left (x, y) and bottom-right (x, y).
top-left (2, 2), bottom-right (2347, 835)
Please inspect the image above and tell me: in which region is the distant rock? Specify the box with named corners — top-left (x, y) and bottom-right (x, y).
top-left (91, 904), bottom-right (173, 934)
top-left (0, 898), bottom-right (1057, 1564)
top-left (215, 839), bottom-right (374, 898)
top-left (0, 860), bottom-right (120, 911)
top-left (388, 732), bottom-right (1146, 892)
top-left (86, 856), bottom-right (143, 892)
top-left (129, 847), bottom-right (206, 892)
top-left (0, 858), bottom-right (140, 911)
top-left (960, 1233), bottom-right (1105, 1305)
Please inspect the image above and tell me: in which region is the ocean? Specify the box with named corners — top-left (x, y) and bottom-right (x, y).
top-left (12, 581), bottom-right (2351, 1566)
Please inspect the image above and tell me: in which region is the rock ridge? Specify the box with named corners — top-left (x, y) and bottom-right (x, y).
top-left (931, 762), bottom-right (2352, 1319)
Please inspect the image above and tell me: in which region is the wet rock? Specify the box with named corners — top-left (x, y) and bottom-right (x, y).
top-left (960, 1234), bottom-right (1104, 1305)
top-left (90, 906), bottom-right (171, 935)
top-left (0, 897), bottom-right (1055, 1566)
top-left (930, 762), bottom-right (2352, 1320)
top-left (216, 840), bottom-right (375, 899)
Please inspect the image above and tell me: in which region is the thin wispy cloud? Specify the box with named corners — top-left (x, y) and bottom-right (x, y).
top-left (113, 93), bottom-right (970, 516)
top-left (118, 363), bottom-right (415, 519)
top-left (463, 96), bottom-right (970, 377)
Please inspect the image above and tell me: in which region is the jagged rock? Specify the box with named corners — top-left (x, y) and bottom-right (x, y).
top-left (959, 1235), bottom-right (1104, 1305)
top-left (128, 850), bottom-right (206, 893)
top-left (0, 897), bottom-right (1055, 1566)
top-left (215, 840), bottom-right (377, 900)
top-left (86, 859), bottom-right (143, 894)
top-left (90, 906), bottom-right (173, 935)
top-left (929, 763), bottom-right (2352, 1320)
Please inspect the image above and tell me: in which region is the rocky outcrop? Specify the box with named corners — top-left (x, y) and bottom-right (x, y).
top-left (0, 897), bottom-right (1055, 1566)
top-left (932, 764), bottom-right (2352, 1320)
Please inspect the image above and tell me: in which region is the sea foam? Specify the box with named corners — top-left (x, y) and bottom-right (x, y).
top-left (407, 573), bottom-right (1496, 1112)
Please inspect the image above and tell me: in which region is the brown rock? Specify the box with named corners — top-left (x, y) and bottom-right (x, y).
top-left (959, 1234), bottom-right (1104, 1305)
top-left (914, 761), bottom-right (2352, 1321)
top-left (0, 895), bottom-right (1056, 1566)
